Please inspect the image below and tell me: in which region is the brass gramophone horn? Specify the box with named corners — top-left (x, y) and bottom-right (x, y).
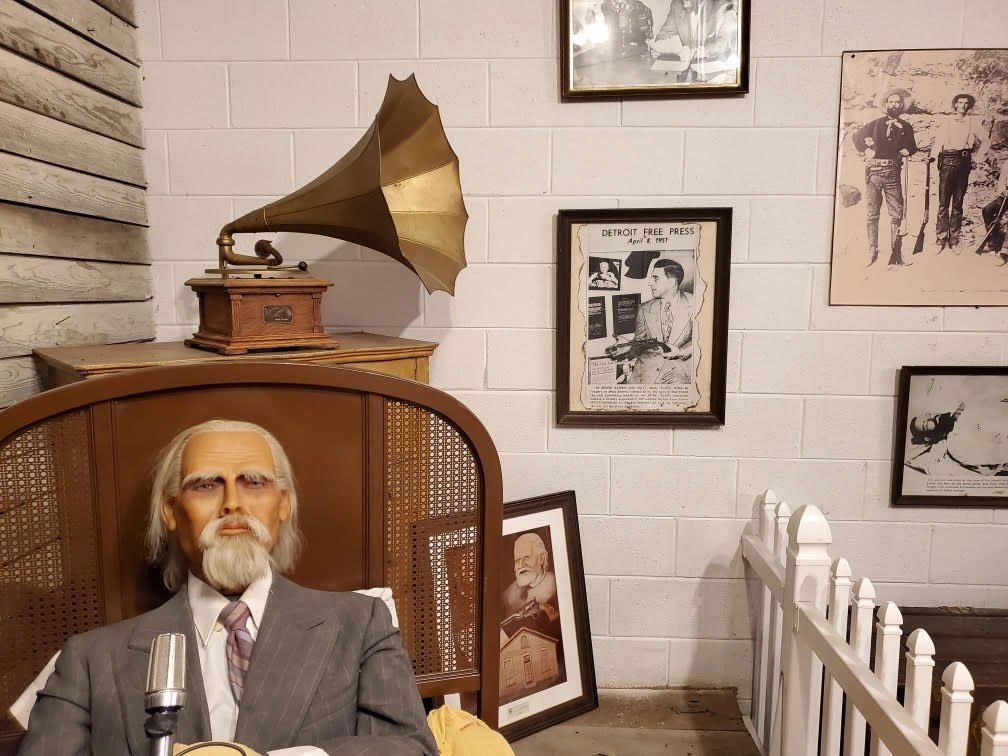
top-left (214, 74), bottom-right (468, 294)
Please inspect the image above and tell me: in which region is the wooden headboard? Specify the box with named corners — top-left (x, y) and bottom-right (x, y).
top-left (0, 363), bottom-right (503, 751)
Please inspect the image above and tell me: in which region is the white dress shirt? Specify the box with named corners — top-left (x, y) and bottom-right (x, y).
top-left (930, 114), bottom-right (983, 158)
top-left (187, 570), bottom-right (325, 756)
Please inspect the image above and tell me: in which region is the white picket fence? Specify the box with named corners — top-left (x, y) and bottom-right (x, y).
top-left (742, 490), bottom-right (1008, 756)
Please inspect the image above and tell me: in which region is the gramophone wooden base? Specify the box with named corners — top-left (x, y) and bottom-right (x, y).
top-left (185, 276), bottom-right (338, 355)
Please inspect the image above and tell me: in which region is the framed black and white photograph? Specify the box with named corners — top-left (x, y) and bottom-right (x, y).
top-left (557, 208), bottom-right (731, 426)
top-left (587, 256), bottom-right (623, 290)
top-left (830, 48), bottom-right (1008, 305)
top-left (498, 491), bottom-right (597, 742)
top-left (893, 366), bottom-right (1008, 507)
top-left (560, 0), bottom-right (750, 100)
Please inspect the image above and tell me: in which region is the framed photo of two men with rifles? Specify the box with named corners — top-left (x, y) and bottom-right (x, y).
top-left (830, 48), bottom-right (1008, 306)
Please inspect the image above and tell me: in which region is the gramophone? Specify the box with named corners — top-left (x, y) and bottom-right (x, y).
top-left (185, 75), bottom-right (468, 355)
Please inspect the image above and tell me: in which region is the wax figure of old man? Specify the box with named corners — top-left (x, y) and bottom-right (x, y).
top-left (18, 419), bottom-right (437, 756)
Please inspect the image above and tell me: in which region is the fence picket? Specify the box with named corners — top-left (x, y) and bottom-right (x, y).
top-left (780, 505), bottom-right (832, 756)
top-left (821, 557), bottom-right (853, 756)
top-left (870, 602), bottom-right (903, 756)
top-left (904, 628), bottom-right (935, 729)
top-left (938, 662), bottom-right (974, 756)
top-left (982, 701), bottom-right (1008, 756)
top-left (766, 500), bottom-right (791, 756)
top-left (843, 577), bottom-right (876, 756)
top-left (753, 489), bottom-right (779, 743)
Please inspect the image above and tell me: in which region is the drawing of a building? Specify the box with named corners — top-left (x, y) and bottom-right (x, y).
top-left (499, 627), bottom-right (561, 703)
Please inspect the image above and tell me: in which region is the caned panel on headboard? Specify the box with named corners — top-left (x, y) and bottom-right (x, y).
top-left (0, 409), bottom-right (105, 739)
top-left (384, 398), bottom-right (482, 682)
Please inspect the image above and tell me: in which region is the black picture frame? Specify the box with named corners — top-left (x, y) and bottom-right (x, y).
top-left (892, 366), bottom-right (1008, 507)
top-left (556, 207), bottom-right (731, 426)
top-left (498, 491), bottom-right (598, 742)
top-left (560, 0), bottom-right (750, 101)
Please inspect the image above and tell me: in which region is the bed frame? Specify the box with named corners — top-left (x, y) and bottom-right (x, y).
top-left (0, 363), bottom-right (503, 753)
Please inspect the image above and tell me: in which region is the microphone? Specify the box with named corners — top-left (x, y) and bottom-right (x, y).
top-left (144, 633), bottom-right (187, 756)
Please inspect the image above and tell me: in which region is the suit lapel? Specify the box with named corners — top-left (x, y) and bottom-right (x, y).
top-left (115, 586), bottom-right (211, 755)
top-left (645, 299), bottom-right (663, 342)
top-left (234, 575), bottom-right (342, 751)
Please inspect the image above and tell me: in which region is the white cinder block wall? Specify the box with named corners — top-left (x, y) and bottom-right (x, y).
top-left (137, 0), bottom-right (1008, 707)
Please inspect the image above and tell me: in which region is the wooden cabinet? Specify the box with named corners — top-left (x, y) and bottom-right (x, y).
top-left (34, 332), bottom-right (437, 387)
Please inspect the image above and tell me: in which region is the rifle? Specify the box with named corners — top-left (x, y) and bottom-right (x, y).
top-left (974, 192), bottom-right (1008, 254)
top-left (604, 337), bottom-right (668, 361)
top-left (912, 158), bottom-right (931, 255)
top-left (888, 158), bottom-right (910, 265)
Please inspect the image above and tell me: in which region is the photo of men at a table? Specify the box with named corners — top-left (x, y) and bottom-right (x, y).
top-left (569, 0), bottom-right (742, 91)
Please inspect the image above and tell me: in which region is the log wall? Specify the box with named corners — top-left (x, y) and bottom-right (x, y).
top-left (0, 0), bottom-right (152, 407)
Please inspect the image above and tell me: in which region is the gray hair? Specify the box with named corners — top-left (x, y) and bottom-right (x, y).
top-left (146, 419), bottom-right (303, 592)
top-left (515, 532), bottom-right (551, 573)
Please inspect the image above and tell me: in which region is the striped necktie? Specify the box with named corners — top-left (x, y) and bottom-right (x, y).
top-left (661, 300), bottom-right (674, 343)
top-left (219, 600), bottom-right (253, 702)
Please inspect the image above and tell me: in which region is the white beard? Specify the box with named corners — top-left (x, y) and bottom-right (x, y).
top-left (515, 568), bottom-right (538, 588)
top-left (198, 515), bottom-right (272, 593)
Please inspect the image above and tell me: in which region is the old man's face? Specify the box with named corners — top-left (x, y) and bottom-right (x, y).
top-left (513, 534), bottom-right (546, 588)
top-left (161, 430), bottom-right (290, 589)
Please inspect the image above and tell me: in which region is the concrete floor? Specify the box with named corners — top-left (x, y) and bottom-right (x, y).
top-left (511, 689), bottom-right (761, 756)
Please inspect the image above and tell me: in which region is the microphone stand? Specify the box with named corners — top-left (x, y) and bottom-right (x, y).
top-left (145, 688), bottom-right (186, 756)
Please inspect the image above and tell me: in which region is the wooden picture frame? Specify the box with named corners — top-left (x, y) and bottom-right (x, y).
top-left (560, 0), bottom-right (750, 101)
top-left (556, 207), bottom-right (731, 426)
top-left (892, 366), bottom-right (1008, 507)
top-left (498, 491), bottom-right (598, 742)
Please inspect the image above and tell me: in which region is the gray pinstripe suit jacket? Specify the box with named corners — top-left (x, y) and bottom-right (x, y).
top-left (17, 574), bottom-right (437, 755)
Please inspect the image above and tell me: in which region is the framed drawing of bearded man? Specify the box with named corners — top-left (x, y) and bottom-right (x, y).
top-left (498, 491), bottom-right (597, 741)
top-left (830, 48), bottom-right (1008, 305)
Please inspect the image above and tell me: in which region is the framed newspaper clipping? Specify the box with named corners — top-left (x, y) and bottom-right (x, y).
top-left (557, 208), bottom-right (731, 426)
top-left (893, 366), bottom-right (1008, 507)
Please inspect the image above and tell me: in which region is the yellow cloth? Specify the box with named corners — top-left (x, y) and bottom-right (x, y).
top-left (172, 743), bottom-right (260, 755)
top-left (426, 705), bottom-right (514, 756)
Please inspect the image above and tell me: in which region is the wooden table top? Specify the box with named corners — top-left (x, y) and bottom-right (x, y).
top-left (34, 332), bottom-right (437, 377)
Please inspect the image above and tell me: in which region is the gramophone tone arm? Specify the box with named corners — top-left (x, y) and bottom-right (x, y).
top-left (216, 229), bottom-right (283, 267)
top-left (253, 239), bottom-right (283, 265)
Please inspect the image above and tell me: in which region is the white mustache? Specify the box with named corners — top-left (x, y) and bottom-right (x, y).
top-left (198, 515), bottom-right (270, 548)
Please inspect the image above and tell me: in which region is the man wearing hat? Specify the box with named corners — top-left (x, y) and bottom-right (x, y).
top-left (930, 93), bottom-right (985, 251)
top-left (852, 88), bottom-right (920, 267)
